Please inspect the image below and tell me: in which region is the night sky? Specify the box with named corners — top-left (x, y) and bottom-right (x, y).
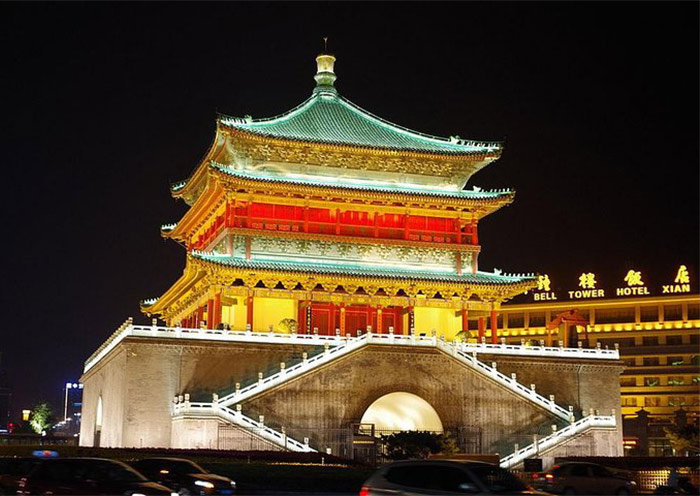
top-left (2, 3), bottom-right (697, 416)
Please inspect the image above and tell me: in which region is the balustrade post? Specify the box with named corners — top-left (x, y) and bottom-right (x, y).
top-left (235, 404), bottom-right (242, 419)
top-left (511, 373), bottom-right (517, 381)
top-left (259, 415), bottom-right (264, 426)
top-left (530, 384), bottom-right (536, 393)
top-left (235, 383), bottom-right (240, 398)
top-left (258, 372), bottom-right (264, 386)
top-left (302, 352), bottom-right (308, 364)
top-left (551, 424), bottom-right (557, 433)
top-left (280, 362), bottom-right (286, 375)
top-left (549, 394), bottom-right (555, 403)
top-left (324, 342), bottom-right (330, 355)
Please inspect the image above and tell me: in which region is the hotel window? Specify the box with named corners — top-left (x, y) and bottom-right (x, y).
top-left (622, 397), bottom-right (638, 406)
top-left (642, 357), bottom-right (659, 366)
top-left (690, 334), bottom-right (699, 344)
top-left (623, 358), bottom-right (637, 367)
top-left (665, 335), bottom-right (683, 345)
top-left (691, 355), bottom-right (700, 365)
top-left (663, 304), bottom-right (682, 321)
top-left (595, 307), bottom-right (635, 324)
top-left (598, 337), bottom-right (635, 348)
top-left (668, 356), bottom-right (685, 366)
top-left (620, 377), bottom-right (637, 387)
top-left (530, 313), bottom-right (545, 327)
top-left (642, 336), bottom-right (659, 346)
top-left (640, 306), bottom-right (659, 322)
top-left (508, 314), bottom-right (524, 328)
top-left (667, 376), bottom-right (685, 385)
top-left (644, 377), bottom-right (660, 387)
top-left (668, 396), bottom-right (687, 407)
top-left (692, 376), bottom-right (700, 384)
top-left (644, 397), bottom-right (661, 407)
top-left (688, 303), bottom-right (699, 320)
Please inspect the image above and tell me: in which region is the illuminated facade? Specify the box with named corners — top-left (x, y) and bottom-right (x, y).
top-left (80, 54), bottom-right (625, 466)
top-left (142, 53), bottom-right (537, 339)
top-left (502, 279), bottom-right (699, 455)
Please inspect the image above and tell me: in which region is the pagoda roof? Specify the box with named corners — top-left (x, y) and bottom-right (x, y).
top-left (211, 163), bottom-right (513, 201)
top-left (219, 92), bottom-right (502, 157)
top-left (192, 252), bottom-right (535, 286)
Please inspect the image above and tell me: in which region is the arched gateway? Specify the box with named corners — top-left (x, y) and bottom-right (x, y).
top-left (360, 392), bottom-right (444, 433)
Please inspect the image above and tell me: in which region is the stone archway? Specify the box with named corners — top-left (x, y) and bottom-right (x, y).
top-left (360, 391), bottom-right (443, 432)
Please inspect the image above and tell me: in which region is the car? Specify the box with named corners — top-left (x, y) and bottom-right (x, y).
top-left (16, 457), bottom-right (175, 495)
top-left (0, 457), bottom-right (40, 495)
top-left (130, 458), bottom-right (236, 495)
top-left (360, 459), bottom-right (547, 495)
top-left (531, 462), bottom-right (637, 495)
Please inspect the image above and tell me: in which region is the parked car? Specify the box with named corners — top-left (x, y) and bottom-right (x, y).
top-left (16, 457), bottom-right (175, 495)
top-left (131, 458), bottom-right (236, 495)
top-left (360, 459), bottom-right (546, 495)
top-left (0, 457), bottom-right (40, 495)
top-left (531, 462), bottom-right (637, 495)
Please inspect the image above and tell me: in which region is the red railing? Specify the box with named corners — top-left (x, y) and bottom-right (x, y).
top-left (190, 201), bottom-right (478, 250)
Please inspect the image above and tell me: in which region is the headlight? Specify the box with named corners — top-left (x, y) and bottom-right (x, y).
top-left (194, 480), bottom-right (215, 489)
top-left (230, 481), bottom-right (237, 487)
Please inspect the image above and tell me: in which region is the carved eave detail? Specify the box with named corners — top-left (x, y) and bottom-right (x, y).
top-left (220, 127), bottom-right (501, 183)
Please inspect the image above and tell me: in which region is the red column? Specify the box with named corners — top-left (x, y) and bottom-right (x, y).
top-left (335, 208), bottom-right (341, 235)
top-left (462, 306), bottom-right (468, 335)
top-left (297, 300), bottom-right (306, 334)
top-left (477, 317), bottom-right (485, 341)
top-left (303, 206), bottom-right (309, 233)
top-left (490, 310), bottom-right (498, 344)
top-left (403, 214), bottom-right (410, 240)
top-left (376, 305), bottom-right (383, 333)
top-left (340, 303), bottom-right (346, 335)
top-left (246, 202), bottom-right (252, 229)
top-left (214, 293), bottom-right (222, 328)
top-left (246, 293), bottom-right (254, 330)
top-left (207, 298), bottom-right (215, 329)
top-left (196, 306), bottom-right (204, 328)
top-left (471, 219), bottom-right (479, 245)
top-left (373, 212), bottom-right (379, 238)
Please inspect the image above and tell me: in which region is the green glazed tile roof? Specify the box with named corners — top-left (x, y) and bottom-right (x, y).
top-left (193, 252), bottom-right (535, 285)
top-left (211, 163), bottom-right (513, 200)
top-left (219, 92), bottom-right (502, 156)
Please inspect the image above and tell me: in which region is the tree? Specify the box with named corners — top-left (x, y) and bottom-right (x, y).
top-left (29, 402), bottom-right (55, 435)
top-left (278, 318), bottom-right (298, 333)
top-left (664, 424), bottom-right (700, 455)
top-left (382, 431), bottom-right (459, 460)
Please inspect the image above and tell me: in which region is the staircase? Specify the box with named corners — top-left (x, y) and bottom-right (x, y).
top-left (499, 414), bottom-right (617, 469)
top-left (171, 332), bottom-right (603, 453)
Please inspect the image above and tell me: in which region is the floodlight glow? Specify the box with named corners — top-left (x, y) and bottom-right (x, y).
top-left (360, 392), bottom-right (443, 433)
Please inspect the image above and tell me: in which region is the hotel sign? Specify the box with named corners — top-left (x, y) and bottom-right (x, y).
top-left (568, 272), bottom-right (605, 299)
top-left (616, 269), bottom-right (649, 296)
top-left (663, 265), bottom-right (691, 294)
top-left (523, 265), bottom-right (694, 302)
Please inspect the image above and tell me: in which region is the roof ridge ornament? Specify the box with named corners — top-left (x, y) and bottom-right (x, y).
top-left (314, 49), bottom-right (337, 95)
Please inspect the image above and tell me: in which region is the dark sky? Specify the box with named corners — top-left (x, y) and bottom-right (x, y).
top-left (1, 2), bottom-right (698, 416)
